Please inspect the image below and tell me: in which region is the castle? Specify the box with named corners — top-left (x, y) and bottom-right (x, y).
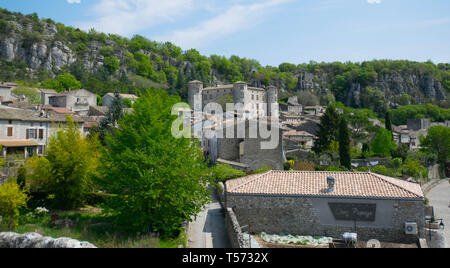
top-left (188, 81), bottom-right (279, 118)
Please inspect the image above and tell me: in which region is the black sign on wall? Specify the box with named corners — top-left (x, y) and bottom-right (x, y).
top-left (328, 203), bottom-right (377, 222)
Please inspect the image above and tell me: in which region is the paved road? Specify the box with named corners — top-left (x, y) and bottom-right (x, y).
top-left (427, 180), bottom-right (450, 248)
top-left (188, 188), bottom-right (230, 248)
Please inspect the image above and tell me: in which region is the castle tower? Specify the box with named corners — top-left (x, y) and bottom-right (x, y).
top-left (266, 85), bottom-right (279, 117)
top-left (233, 81), bottom-right (248, 104)
top-left (188, 80), bottom-right (203, 111)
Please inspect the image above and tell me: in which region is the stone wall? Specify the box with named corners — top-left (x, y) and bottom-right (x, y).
top-left (0, 232), bottom-right (97, 248)
top-left (225, 208), bottom-right (250, 248)
top-left (227, 194), bottom-right (425, 243)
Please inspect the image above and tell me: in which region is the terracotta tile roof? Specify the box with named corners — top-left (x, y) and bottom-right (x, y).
top-left (226, 170), bottom-right (424, 200)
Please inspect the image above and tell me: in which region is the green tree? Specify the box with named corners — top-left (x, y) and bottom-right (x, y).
top-left (338, 117), bottom-right (352, 170)
top-left (385, 110), bottom-right (393, 134)
top-left (28, 116), bottom-right (100, 210)
top-left (0, 145), bottom-right (4, 170)
top-left (16, 165), bottom-right (26, 191)
top-left (97, 90), bottom-right (212, 235)
top-left (401, 159), bottom-right (427, 179)
top-left (420, 126), bottom-right (450, 177)
top-left (313, 104), bottom-right (340, 154)
top-left (372, 128), bottom-right (396, 157)
top-left (0, 182), bottom-right (28, 230)
top-left (212, 164), bottom-right (246, 182)
top-left (41, 73), bottom-right (82, 92)
top-left (104, 56), bottom-right (120, 75)
top-left (390, 144), bottom-right (409, 161)
top-left (98, 92), bottom-right (124, 142)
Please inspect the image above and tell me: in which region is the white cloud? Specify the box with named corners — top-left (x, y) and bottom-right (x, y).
top-left (67, 0), bottom-right (81, 4)
top-left (75, 0), bottom-right (292, 48)
top-left (76, 0), bottom-right (197, 36)
top-left (157, 0), bottom-right (293, 49)
top-left (367, 0), bottom-right (382, 4)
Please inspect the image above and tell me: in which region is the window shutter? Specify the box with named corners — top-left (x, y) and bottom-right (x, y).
top-left (26, 129), bottom-right (29, 139)
top-left (34, 129), bottom-right (38, 138)
top-left (7, 127), bottom-right (13, 137)
top-left (39, 129), bottom-right (44, 139)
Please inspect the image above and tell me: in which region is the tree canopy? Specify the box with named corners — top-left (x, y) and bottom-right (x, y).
top-left (97, 89), bottom-right (212, 235)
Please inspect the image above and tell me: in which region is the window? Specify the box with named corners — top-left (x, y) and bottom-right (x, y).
top-left (7, 127), bottom-right (13, 137)
top-left (39, 129), bottom-right (44, 139)
top-left (38, 145), bottom-right (44, 155)
top-left (26, 129), bottom-right (37, 139)
top-left (8, 120), bottom-right (12, 124)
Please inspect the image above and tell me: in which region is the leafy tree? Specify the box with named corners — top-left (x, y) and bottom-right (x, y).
top-left (420, 126), bottom-right (450, 177)
top-left (122, 98), bottom-right (132, 108)
top-left (16, 165), bottom-right (26, 191)
top-left (401, 159), bottom-right (427, 179)
top-left (41, 73), bottom-right (82, 92)
top-left (212, 164), bottom-right (246, 182)
top-left (0, 145), bottom-right (4, 170)
top-left (338, 117), bottom-right (352, 170)
top-left (98, 92), bottom-right (124, 142)
top-left (385, 110), bottom-right (393, 134)
top-left (96, 94), bottom-right (102, 106)
top-left (97, 89), bottom-right (212, 235)
top-left (390, 144), bottom-right (409, 161)
top-left (313, 104), bottom-right (340, 154)
top-left (372, 128), bottom-right (396, 157)
top-left (0, 182), bottom-right (28, 230)
top-left (103, 56), bottom-right (120, 75)
top-left (27, 116), bottom-right (100, 210)
top-left (371, 165), bottom-right (391, 176)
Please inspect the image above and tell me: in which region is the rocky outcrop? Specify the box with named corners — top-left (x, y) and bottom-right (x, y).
top-left (295, 70), bottom-right (447, 107)
top-left (0, 232), bottom-right (97, 248)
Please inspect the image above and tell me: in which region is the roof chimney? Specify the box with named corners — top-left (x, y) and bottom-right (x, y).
top-left (327, 176), bottom-right (335, 193)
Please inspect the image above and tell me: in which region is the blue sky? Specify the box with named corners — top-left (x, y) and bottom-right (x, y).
top-left (1, 0), bottom-right (449, 66)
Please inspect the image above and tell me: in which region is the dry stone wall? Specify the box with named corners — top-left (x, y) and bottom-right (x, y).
top-left (0, 232), bottom-right (97, 248)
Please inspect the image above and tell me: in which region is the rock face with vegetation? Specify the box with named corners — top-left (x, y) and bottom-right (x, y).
top-left (0, 232), bottom-right (97, 248)
top-left (0, 8), bottom-right (449, 109)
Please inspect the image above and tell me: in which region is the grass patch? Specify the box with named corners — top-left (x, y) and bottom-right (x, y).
top-left (12, 86), bottom-right (41, 104)
top-left (0, 208), bottom-right (186, 248)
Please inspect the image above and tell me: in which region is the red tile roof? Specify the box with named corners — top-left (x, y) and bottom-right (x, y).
top-left (226, 170), bottom-right (424, 200)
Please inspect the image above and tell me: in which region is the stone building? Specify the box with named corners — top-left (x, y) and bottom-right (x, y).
top-left (206, 118), bottom-right (284, 171)
top-left (287, 96), bottom-right (303, 114)
top-left (188, 81), bottom-right (279, 118)
top-left (0, 82), bottom-right (18, 103)
top-left (38, 88), bottom-right (58, 105)
top-left (0, 106), bottom-right (84, 158)
top-left (407, 118), bottom-right (431, 131)
top-left (225, 171), bottom-right (425, 243)
top-left (48, 89), bottom-right (97, 115)
top-left (102, 93), bottom-right (138, 107)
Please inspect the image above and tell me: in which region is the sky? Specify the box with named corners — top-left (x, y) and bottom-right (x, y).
top-left (0, 0), bottom-right (449, 66)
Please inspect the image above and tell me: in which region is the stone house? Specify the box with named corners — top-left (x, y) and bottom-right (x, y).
top-left (102, 93), bottom-right (138, 107)
top-left (303, 106), bottom-right (325, 116)
top-left (38, 88), bottom-right (58, 105)
top-left (48, 89), bottom-right (97, 115)
top-left (287, 96), bottom-right (303, 114)
top-left (206, 118), bottom-right (285, 171)
top-left (0, 106), bottom-right (84, 160)
top-left (407, 118), bottom-right (431, 131)
top-left (225, 170), bottom-right (425, 243)
top-left (0, 82), bottom-right (18, 103)
top-left (283, 130), bottom-right (316, 150)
